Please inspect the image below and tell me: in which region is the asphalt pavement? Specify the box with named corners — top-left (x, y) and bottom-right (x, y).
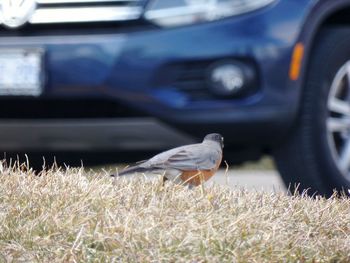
top-left (112, 168), bottom-right (286, 192)
top-left (208, 169), bottom-right (286, 192)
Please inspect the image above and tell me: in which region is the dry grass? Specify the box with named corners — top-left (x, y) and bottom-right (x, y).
top-left (0, 161), bottom-right (349, 262)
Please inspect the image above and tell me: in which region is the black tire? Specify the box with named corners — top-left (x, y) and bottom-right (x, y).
top-left (274, 27), bottom-right (350, 196)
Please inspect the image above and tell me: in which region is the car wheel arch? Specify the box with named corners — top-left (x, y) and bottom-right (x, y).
top-left (287, 0), bottom-right (350, 120)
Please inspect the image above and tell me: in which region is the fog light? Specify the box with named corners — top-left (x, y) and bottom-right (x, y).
top-left (208, 61), bottom-right (255, 97)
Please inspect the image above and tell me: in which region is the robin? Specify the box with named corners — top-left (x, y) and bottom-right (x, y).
top-left (111, 133), bottom-right (224, 187)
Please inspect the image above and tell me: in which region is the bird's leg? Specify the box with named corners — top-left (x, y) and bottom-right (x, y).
top-left (162, 175), bottom-right (168, 186)
top-left (196, 171), bottom-right (206, 196)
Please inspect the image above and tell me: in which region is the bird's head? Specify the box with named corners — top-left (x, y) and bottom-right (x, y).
top-left (203, 133), bottom-right (224, 149)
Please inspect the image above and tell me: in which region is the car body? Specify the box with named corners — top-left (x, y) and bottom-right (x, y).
top-left (0, 0), bottom-right (305, 151)
top-left (2, 0), bottom-right (350, 193)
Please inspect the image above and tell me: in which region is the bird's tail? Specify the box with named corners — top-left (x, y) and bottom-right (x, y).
top-left (110, 165), bottom-right (148, 177)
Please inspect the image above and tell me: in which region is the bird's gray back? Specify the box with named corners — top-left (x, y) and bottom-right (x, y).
top-left (140, 141), bottom-right (222, 171)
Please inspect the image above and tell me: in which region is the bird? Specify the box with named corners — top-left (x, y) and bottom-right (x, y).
top-left (111, 133), bottom-right (224, 187)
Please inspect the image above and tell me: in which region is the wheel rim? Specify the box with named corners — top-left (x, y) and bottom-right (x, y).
top-left (327, 61), bottom-right (350, 182)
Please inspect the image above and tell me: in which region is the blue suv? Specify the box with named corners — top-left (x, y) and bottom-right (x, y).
top-left (1, 0), bottom-right (350, 195)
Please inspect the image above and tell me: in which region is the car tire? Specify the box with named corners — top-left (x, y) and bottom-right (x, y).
top-left (274, 27), bottom-right (350, 196)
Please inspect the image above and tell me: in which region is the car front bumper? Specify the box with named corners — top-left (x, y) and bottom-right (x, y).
top-left (0, 0), bottom-right (308, 150)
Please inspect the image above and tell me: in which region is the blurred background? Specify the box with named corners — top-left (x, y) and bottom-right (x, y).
top-left (2, 0), bottom-right (350, 194)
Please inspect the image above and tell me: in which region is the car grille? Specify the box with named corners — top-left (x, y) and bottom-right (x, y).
top-left (1, 0), bottom-right (144, 26)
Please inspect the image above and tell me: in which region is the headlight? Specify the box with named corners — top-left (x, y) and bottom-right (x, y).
top-left (144, 0), bottom-right (276, 27)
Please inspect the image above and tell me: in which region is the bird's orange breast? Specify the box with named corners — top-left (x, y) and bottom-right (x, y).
top-left (180, 155), bottom-right (222, 186)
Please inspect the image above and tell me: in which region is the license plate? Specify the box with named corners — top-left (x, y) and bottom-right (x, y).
top-left (0, 49), bottom-right (43, 96)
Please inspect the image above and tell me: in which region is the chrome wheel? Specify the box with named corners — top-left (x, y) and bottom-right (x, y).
top-left (327, 61), bottom-right (350, 181)
top-left (275, 27), bottom-right (350, 195)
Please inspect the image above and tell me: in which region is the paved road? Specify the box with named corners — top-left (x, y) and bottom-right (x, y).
top-left (113, 168), bottom-right (286, 192)
top-left (208, 169), bottom-right (286, 192)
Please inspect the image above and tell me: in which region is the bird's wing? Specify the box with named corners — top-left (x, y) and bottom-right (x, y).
top-left (148, 144), bottom-right (221, 171)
